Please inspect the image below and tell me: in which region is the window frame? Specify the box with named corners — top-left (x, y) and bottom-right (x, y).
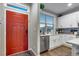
top-left (40, 12), bottom-right (55, 35)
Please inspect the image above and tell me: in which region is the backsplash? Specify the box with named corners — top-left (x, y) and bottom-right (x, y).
top-left (56, 28), bottom-right (79, 34)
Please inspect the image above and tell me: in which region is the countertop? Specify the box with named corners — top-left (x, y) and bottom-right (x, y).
top-left (67, 38), bottom-right (79, 45)
top-left (40, 34), bottom-right (75, 36)
top-left (40, 34), bottom-right (53, 36)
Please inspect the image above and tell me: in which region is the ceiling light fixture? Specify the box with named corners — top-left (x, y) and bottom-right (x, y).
top-left (68, 3), bottom-right (72, 7)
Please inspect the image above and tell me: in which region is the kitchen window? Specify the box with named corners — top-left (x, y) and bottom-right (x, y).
top-left (40, 13), bottom-right (54, 35)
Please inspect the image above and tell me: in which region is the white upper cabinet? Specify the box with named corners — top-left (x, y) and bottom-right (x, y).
top-left (58, 11), bottom-right (79, 28)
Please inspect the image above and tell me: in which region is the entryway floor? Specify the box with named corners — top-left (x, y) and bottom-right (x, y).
top-left (10, 50), bottom-right (35, 56)
top-left (40, 45), bottom-right (71, 56)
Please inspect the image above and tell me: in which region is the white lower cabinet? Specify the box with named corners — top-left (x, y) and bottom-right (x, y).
top-left (72, 45), bottom-right (79, 56)
top-left (49, 35), bottom-right (75, 50)
top-left (49, 35), bottom-right (62, 49)
top-left (50, 40), bottom-right (54, 49)
top-left (50, 36), bottom-right (54, 49)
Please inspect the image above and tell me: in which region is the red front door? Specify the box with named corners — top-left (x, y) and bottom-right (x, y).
top-left (6, 10), bottom-right (28, 55)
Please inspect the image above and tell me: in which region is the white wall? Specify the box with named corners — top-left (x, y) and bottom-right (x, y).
top-left (29, 4), bottom-right (39, 55)
top-left (0, 3), bottom-right (40, 56)
top-left (58, 11), bottom-right (79, 28)
top-left (0, 4), bottom-right (6, 56)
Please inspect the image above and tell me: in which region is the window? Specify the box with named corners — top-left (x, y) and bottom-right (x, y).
top-left (40, 13), bottom-right (45, 23)
top-left (40, 13), bottom-right (54, 35)
top-left (40, 14), bottom-right (46, 34)
top-left (46, 15), bottom-right (53, 24)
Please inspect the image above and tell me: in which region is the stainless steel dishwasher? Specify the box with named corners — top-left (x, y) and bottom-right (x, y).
top-left (40, 36), bottom-right (49, 53)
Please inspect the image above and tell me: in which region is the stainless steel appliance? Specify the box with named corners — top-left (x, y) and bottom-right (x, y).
top-left (40, 36), bottom-right (49, 53)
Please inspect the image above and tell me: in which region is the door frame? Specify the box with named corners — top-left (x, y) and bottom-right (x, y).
top-left (4, 3), bottom-right (31, 55)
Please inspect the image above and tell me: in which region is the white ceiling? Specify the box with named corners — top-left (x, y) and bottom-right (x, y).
top-left (44, 3), bottom-right (79, 15)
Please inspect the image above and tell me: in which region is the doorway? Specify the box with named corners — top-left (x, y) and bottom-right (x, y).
top-left (6, 10), bottom-right (28, 55)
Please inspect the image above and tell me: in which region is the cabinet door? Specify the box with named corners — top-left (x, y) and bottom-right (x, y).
top-left (6, 11), bottom-right (28, 55)
top-left (50, 36), bottom-right (55, 49)
top-left (53, 36), bottom-right (60, 47)
top-left (58, 13), bottom-right (78, 28)
top-left (58, 36), bottom-right (63, 46)
top-left (54, 36), bottom-right (58, 47)
top-left (50, 36), bottom-right (62, 49)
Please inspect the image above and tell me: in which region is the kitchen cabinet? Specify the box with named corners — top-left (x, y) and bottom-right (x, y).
top-left (72, 45), bottom-right (79, 56)
top-left (40, 36), bottom-right (49, 52)
top-left (49, 35), bottom-right (75, 50)
top-left (49, 35), bottom-right (62, 49)
top-left (50, 36), bottom-right (55, 49)
top-left (58, 11), bottom-right (78, 28)
top-left (67, 38), bottom-right (79, 56)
